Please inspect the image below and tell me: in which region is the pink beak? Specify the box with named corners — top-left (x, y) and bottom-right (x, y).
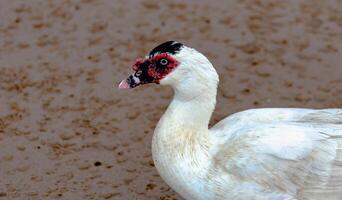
top-left (118, 79), bottom-right (130, 89)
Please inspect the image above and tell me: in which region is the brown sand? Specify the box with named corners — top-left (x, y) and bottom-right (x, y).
top-left (0, 0), bottom-right (341, 199)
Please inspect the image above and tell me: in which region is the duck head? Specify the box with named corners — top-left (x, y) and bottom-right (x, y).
top-left (119, 41), bottom-right (219, 100)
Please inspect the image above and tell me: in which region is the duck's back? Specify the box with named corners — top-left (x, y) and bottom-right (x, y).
top-left (209, 108), bottom-right (342, 200)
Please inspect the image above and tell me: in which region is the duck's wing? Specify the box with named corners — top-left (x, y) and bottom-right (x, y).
top-left (211, 109), bottom-right (342, 199)
top-left (212, 108), bottom-right (342, 134)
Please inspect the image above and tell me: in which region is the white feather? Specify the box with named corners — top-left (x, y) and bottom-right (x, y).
top-left (151, 46), bottom-right (342, 200)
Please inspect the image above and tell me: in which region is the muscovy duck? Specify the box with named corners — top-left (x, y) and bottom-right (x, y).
top-left (119, 41), bottom-right (342, 200)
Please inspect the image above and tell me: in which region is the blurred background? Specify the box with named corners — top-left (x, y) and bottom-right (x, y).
top-left (0, 0), bottom-right (341, 199)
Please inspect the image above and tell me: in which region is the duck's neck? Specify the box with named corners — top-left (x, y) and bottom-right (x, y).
top-left (169, 84), bottom-right (217, 130)
top-left (153, 79), bottom-right (218, 149)
top-left (152, 80), bottom-right (218, 200)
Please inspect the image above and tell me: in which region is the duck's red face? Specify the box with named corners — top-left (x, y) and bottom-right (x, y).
top-left (119, 53), bottom-right (179, 89)
top-left (119, 41), bottom-right (183, 89)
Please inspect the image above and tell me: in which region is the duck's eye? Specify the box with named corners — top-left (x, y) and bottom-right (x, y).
top-left (159, 59), bottom-right (168, 66)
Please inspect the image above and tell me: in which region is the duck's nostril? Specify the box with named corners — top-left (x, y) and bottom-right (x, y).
top-left (135, 70), bottom-right (142, 77)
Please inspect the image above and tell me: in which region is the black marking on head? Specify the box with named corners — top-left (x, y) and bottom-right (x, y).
top-left (149, 41), bottom-right (183, 58)
top-left (127, 60), bottom-right (154, 88)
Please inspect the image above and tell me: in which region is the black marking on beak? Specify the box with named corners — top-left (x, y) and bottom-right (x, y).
top-left (127, 60), bottom-right (156, 88)
top-left (126, 74), bottom-right (140, 88)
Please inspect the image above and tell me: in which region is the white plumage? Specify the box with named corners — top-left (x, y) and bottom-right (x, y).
top-left (120, 42), bottom-right (342, 200)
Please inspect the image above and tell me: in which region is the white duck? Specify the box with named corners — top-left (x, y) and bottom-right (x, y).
top-left (119, 41), bottom-right (342, 200)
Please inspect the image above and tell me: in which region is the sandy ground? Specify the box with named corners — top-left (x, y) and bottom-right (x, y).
top-left (0, 0), bottom-right (341, 199)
